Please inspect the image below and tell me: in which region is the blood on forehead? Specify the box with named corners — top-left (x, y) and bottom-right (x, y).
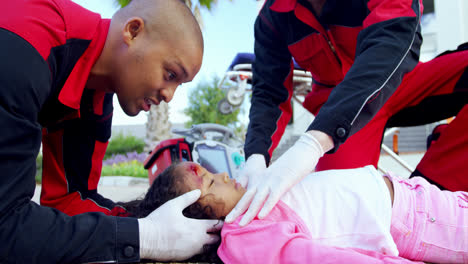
top-left (188, 163), bottom-right (199, 174)
top-left (183, 163), bottom-right (203, 187)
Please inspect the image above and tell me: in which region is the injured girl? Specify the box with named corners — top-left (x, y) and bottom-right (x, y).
top-left (119, 162), bottom-right (468, 264)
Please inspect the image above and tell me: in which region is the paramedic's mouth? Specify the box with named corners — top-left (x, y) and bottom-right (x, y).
top-left (143, 98), bottom-right (159, 111)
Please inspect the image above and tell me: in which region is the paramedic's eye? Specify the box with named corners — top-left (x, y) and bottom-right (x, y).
top-left (167, 71), bottom-right (177, 81)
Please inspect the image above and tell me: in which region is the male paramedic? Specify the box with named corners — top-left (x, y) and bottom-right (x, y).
top-left (226, 0), bottom-right (468, 226)
top-left (0, 0), bottom-right (222, 263)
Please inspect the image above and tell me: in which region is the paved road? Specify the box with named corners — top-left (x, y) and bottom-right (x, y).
top-left (32, 178), bottom-right (149, 204)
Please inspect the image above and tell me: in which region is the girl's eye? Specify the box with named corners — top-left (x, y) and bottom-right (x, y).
top-left (209, 179), bottom-right (214, 187)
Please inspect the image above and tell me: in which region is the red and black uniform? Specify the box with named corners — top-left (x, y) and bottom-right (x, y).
top-left (0, 0), bottom-right (139, 263)
top-left (245, 0), bottom-right (468, 190)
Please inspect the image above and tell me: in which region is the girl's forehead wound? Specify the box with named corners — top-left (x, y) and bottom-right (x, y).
top-left (179, 163), bottom-right (203, 186)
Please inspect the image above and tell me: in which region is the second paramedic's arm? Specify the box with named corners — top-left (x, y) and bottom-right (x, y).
top-left (41, 92), bottom-right (125, 216)
top-left (309, 0), bottom-right (422, 151)
top-left (244, 11), bottom-right (295, 165)
top-left (227, 10), bottom-right (326, 224)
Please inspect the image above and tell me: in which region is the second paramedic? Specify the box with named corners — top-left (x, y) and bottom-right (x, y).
top-left (226, 0), bottom-right (468, 226)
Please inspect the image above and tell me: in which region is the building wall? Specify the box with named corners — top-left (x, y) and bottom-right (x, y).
top-left (434, 0), bottom-right (468, 53)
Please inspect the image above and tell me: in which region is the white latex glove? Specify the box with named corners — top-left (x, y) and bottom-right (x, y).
top-left (138, 189), bottom-right (223, 261)
top-left (235, 154), bottom-right (267, 188)
top-left (225, 133), bottom-right (324, 226)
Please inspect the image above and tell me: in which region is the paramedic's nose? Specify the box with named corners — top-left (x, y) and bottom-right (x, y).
top-left (160, 85), bottom-right (176, 102)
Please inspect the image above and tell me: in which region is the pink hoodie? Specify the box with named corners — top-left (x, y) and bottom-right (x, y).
top-left (218, 201), bottom-right (422, 264)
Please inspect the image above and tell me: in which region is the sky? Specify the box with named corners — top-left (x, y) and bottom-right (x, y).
top-left (72, 0), bottom-right (260, 125)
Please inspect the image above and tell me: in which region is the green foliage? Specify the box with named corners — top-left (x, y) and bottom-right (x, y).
top-left (101, 160), bottom-right (148, 178)
top-left (184, 77), bottom-right (240, 127)
top-left (105, 133), bottom-right (145, 159)
top-left (199, 0), bottom-right (217, 10)
top-left (116, 0), bottom-right (131, 7)
top-left (36, 154), bottom-right (43, 184)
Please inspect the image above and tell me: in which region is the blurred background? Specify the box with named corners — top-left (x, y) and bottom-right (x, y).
top-left (35, 0), bottom-right (468, 182)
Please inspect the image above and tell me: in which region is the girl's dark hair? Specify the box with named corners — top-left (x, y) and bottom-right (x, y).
top-left (118, 163), bottom-right (222, 263)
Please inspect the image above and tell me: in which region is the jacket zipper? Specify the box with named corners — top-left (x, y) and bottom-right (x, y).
top-left (324, 35), bottom-right (342, 67)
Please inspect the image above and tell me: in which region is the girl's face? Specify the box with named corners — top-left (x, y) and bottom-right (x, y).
top-left (175, 162), bottom-right (246, 218)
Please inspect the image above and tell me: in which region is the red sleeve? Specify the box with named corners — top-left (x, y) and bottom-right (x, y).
top-left (364, 0), bottom-right (423, 27)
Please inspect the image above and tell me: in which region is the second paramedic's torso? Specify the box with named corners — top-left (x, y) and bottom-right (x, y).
top-left (0, 0), bottom-right (121, 215)
top-left (275, 0), bottom-right (361, 90)
top-left (245, 0), bottom-right (422, 163)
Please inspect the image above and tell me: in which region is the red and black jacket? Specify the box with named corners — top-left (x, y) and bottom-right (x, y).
top-left (0, 0), bottom-right (138, 263)
top-left (245, 0), bottom-right (423, 164)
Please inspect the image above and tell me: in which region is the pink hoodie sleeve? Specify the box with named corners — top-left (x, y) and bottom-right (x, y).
top-left (218, 218), bottom-right (422, 264)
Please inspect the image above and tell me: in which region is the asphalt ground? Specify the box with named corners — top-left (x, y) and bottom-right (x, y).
top-left (32, 178), bottom-right (149, 204)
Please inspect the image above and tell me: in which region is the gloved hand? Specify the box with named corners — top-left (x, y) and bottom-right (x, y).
top-left (138, 189), bottom-right (223, 261)
top-left (235, 154), bottom-right (267, 188)
top-left (225, 132), bottom-right (324, 226)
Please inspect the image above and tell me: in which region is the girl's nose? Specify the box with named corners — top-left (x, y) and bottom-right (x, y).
top-left (223, 173), bottom-right (229, 183)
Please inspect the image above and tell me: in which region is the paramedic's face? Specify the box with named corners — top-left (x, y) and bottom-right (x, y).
top-left (113, 33), bottom-right (202, 116)
top-left (176, 162), bottom-right (246, 219)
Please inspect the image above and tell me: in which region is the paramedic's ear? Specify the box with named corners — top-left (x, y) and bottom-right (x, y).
top-left (122, 17), bottom-right (145, 44)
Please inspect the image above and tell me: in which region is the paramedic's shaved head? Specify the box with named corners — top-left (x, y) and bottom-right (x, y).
top-left (94, 0), bottom-right (204, 116)
top-left (113, 0), bottom-right (203, 52)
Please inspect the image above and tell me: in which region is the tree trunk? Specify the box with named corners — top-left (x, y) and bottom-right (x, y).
top-left (145, 102), bottom-right (172, 152)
